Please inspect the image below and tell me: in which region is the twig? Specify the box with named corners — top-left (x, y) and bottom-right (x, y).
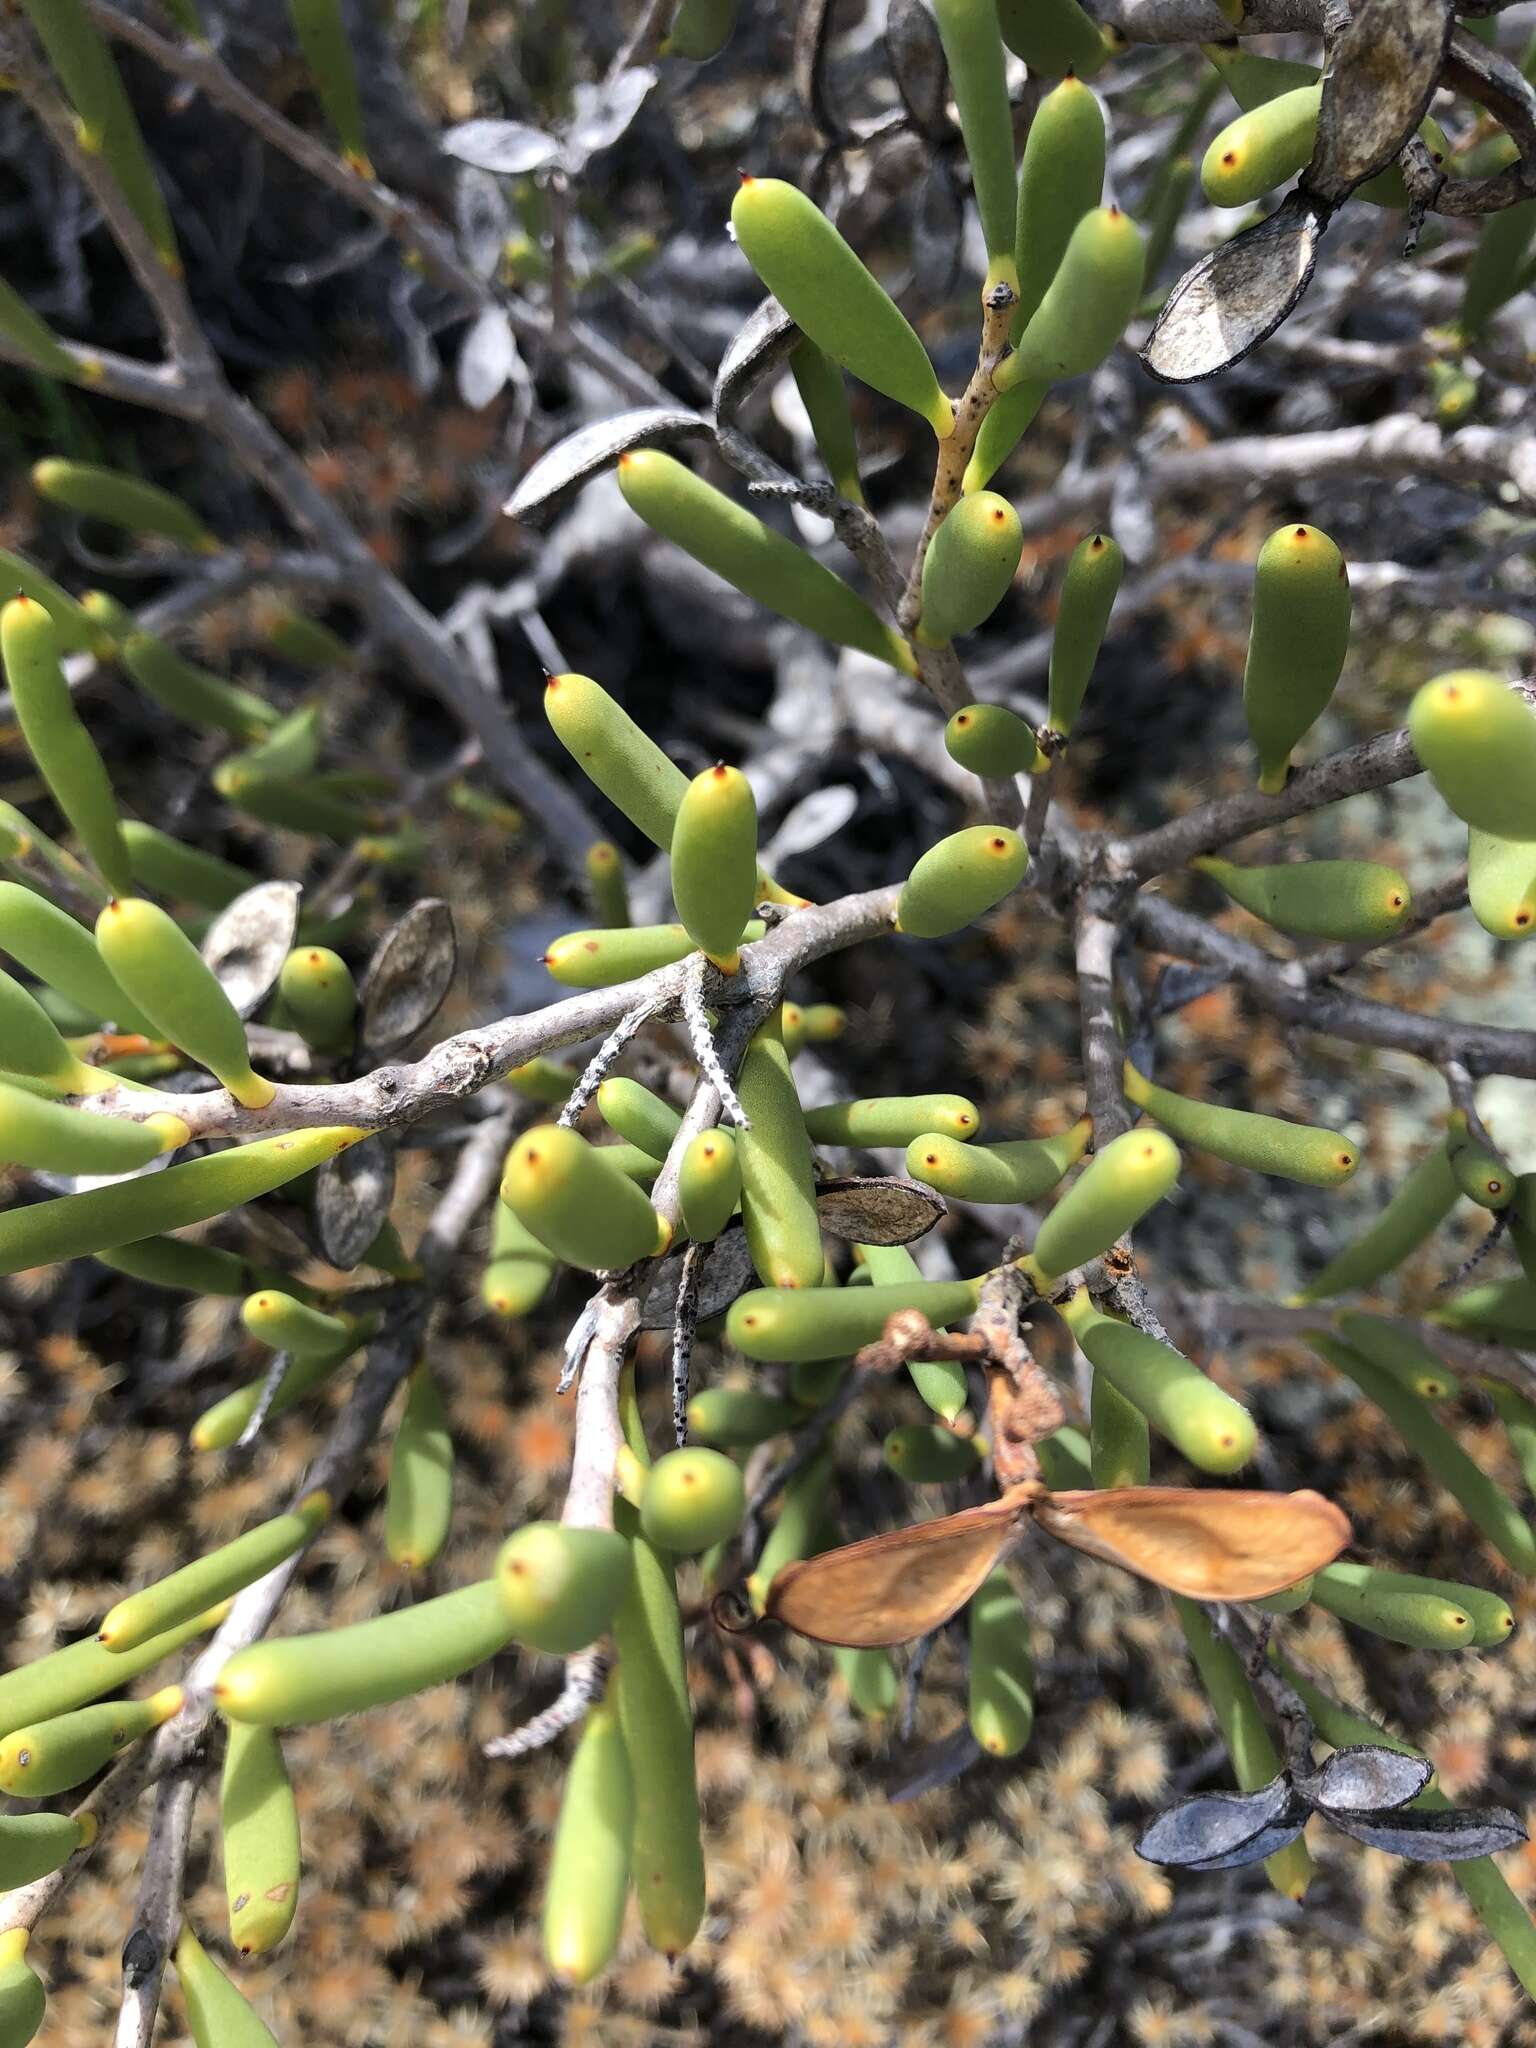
top-left (113, 1767), bottom-right (198, 2048)
top-left (558, 992), bottom-right (672, 1128)
top-left (681, 952), bottom-right (750, 1129)
top-left (1076, 900), bottom-right (1133, 1143)
top-left (560, 1287), bottom-right (640, 1533)
top-left (482, 1648), bottom-right (611, 1761)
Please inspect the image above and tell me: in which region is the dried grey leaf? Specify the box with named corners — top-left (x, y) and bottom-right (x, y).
top-left (441, 118), bottom-right (561, 176)
top-left (314, 1135), bottom-right (396, 1270)
top-left (1184, 1817), bottom-right (1308, 1871)
top-left (564, 68), bottom-right (658, 170)
top-left (458, 307), bottom-right (520, 411)
top-left (1300, 1745), bottom-right (1433, 1816)
top-left (1306, 0), bottom-right (1452, 205)
top-left (888, 1727), bottom-right (984, 1803)
top-left (1137, 1778), bottom-right (1299, 1868)
top-left (912, 158), bottom-right (966, 306)
top-left (764, 785), bottom-right (860, 866)
top-left (640, 1226), bottom-right (757, 1331)
top-left (714, 296), bottom-right (799, 430)
top-left (201, 881), bottom-right (301, 1020)
top-left (885, 0), bottom-right (949, 140)
top-left (1326, 1803), bottom-right (1527, 1862)
top-left (505, 408), bottom-right (713, 524)
top-left (795, 0), bottom-right (849, 141)
top-left (814, 1176), bottom-right (947, 1246)
top-left (1141, 193), bottom-right (1325, 384)
top-left (359, 899), bottom-right (457, 1055)
top-left (454, 168), bottom-right (512, 280)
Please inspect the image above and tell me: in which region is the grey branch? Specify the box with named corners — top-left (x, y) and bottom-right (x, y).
top-left (113, 1767), bottom-right (198, 2048)
top-left (482, 1648), bottom-right (612, 1761)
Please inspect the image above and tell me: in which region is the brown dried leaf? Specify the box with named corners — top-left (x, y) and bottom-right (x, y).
top-left (814, 1175), bottom-right (947, 1246)
top-left (358, 899), bottom-right (457, 1055)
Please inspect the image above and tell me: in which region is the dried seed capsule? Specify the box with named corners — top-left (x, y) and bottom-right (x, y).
top-left (544, 673), bottom-right (690, 851)
top-left (678, 1127), bottom-right (740, 1244)
top-left (905, 1118), bottom-right (1093, 1204)
top-left (33, 458), bottom-right (210, 549)
top-left (0, 880), bottom-right (149, 1031)
top-left (0, 1081), bottom-right (184, 1175)
top-left (968, 1569), bottom-right (1034, 1757)
top-left (277, 945), bottom-right (357, 1055)
top-left (1241, 523), bottom-right (1352, 792)
top-left (641, 1447), bottom-right (746, 1552)
top-left (1202, 84), bottom-right (1321, 206)
top-left (120, 638), bottom-right (280, 745)
top-left (174, 1924), bottom-right (279, 2048)
top-left (917, 493), bottom-right (1023, 647)
top-left (1290, 1139), bottom-right (1458, 1302)
top-left (833, 1644), bottom-right (899, 1717)
top-left (944, 702), bottom-right (1043, 777)
top-left (501, 1125), bottom-right (667, 1272)
top-left (671, 763), bottom-right (759, 967)
top-left (1193, 855), bottom-right (1411, 942)
top-left (686, 1386), bottom-right (802, 1446)
top-left (495, 1523), bottom-right (631, 1654)
top-left (1091, 1372), bottom-right (1150, 1488)
top-left (932, 0), bottom-right (1019, 267)
top-left (287, 0), bottom-right (372, 173)
top-left (0, 281), bottom-right (78, 382)
top-left (1026, 1128), bottom-right (1181, 1285)
top-left (806, 1094), bottom-right (980, 1147)
top-left (858, 1242), bottom-right (970, 1418)
top-left (119, 820), bottom-right (255, 910)
top-left (0, 1607), bottom-right (221, 1741)
top-left (1336, 1311), bottom-right (1458, 1402)
top-left (0, 1684), bottom-right (183, 1796)
top-left (585, 841), bottom-right (630, 928)
top-left (0, 1813), bottom-right (90, 1891)
top-left (542, 1690), bottom-right (634, 1983)
top-left (1121, 1063), bottom-right (1358, 1186)
top-left (385, 1364), bottom-right (454, 1571)
top-left (790, 340), bottom-right (863, 503)
top-left (217, 1578), bottom-right (515, 1725)
top-left (883, 1420), bottom-right (984, 1484)
top-left (95, 897), bottom-right (274, 1108)
top-left (896, 824), bottom-right (1028, 938)
top-left (1047, 531), bottom-right (1123, 737)
top-left (220, 1722), bottom-right (301, 1956)
top-left (1468, 827), bottom-right (1536, 939)
top-left (1409, 670), bottom-right (1536, 841)
top-left (0, 1932), bottom-right (45, 2048)
top-left (730, 177), bottom-right (953, 438)
top-left (2, 595), bottom-right (130, 896)
top-left (1306, 1331), bottom-right (1536, 1574)
top-left (191, 1346), bottom-right (353, 1452)
top-left (99, 1495), bottom-right (331, 1654)
top-left (663, 0), bottom-right (736, 60)
top-left (0, 1124), bottom-right (367, 1277)
top-left (1059, 1287), bottom-right (1256, 1473)
top-left (618, 451), bottom-right (916, 674)
top-left (1448, 1116), bottom-right (1515, 1210)
top-left (1174, 1599), bottom-right (1312, 1901)
top-left (995, 207), bottom-right (1144, 392)
top-left (1310, 1563), bottom-right (1480, 1652)
top-left (995, 0), bottom-right (1106, 76)
top-left (735, 1009), bottom-right (823, 1289)
top-left (17, 0), bottom-right (179, 270)
top-left (726, 1276), bottom-right (982, 1363)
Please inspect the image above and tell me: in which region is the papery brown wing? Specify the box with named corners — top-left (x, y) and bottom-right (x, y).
top-left (1035, 1487), bottom-right (1350, 1601)
top-left (764, 1495), bottom-right (1029, 1647)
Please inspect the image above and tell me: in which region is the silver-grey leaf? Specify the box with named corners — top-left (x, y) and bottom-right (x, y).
top-left (1185, 1818), bottom-right (1308, 1872)
top-left (1305, 0), bottom-right (1452, 206)
top-left (454, 168), bottom-right (513, 280)
top-left (814, 1176), bottom-right (947, 1246)
top-left (885, 0), bottom-right (949, 141)
top-left (714, 295), bottom-right (800, 430)
top-left (564, 68), bottom-right (658, 170)
top-left (1301, 1745), bottom-right (1433, 1816)
top-left (314, 1135), bottom-right (396, 1271)
top-left (640, 1225), bottom-right (757, 1331)
top-left (201, 881), bottom-right (301, 1021)
top-left (888, 1727), bottom-right (984, 1803)
top-left (763, 784), bottom-right (860, 866)
top-left (911, 158), bottom-right (966, 305)
top-left (359, 899), bottom-right (457, 1056)
top-left (1326, 1803), bottom-right (1527, 1863)
top-left (505, 408), bottom-right (713, 523)
top-left (441, 118), bottom-right (561, 176)
top-left (1137, 1778), bottom-right (1298, 1867)
top-left (1141, 193), bottom-right (1325, 385)
top-left (458, 307), bottom-right (520, 411)
top-left (795, 0), bottom-right (849, 141)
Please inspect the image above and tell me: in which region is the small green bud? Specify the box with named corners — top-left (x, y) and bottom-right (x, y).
top-left (640, 1447), bottom-right (746, 1552)
top-left (677, 1126), bottom-right (740, 1243)
top-left (917, 492), bottom-right (1024, 646)
top-left (277, 945), bottom-right (357, 1054)
top-left (1242, 523), bottom-right (1351, 792)
top-left (1048, 532), bottom-right (1123, 736)
top-left (944, 702), bottom-right (1043, 776)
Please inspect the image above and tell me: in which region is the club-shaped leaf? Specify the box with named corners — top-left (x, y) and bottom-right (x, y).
top-left (200, 882), bottom-right (301, 1021)
top-left (506, 409), bottom-right (714, 524)
top-left (1137, 1777), bottom-right (1300, 1868)
top-left (358, 899), bottom-right (456, 1055)
top-left (714, 296), bottom-right (800, 430)
top-left (1326, 1803), bottom-right (1527, 1863)
top-left (1304, 0), bottom-right (1452, 206)
top-left (1141, 192), bottom-right (1325, 384)
top-left (314, 1134), bottom-right (396, 1270)
top-left (813, 1176), bottom-right (946, 1247)
top-left (1299, 1745), bottom-right (1433, 1816)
